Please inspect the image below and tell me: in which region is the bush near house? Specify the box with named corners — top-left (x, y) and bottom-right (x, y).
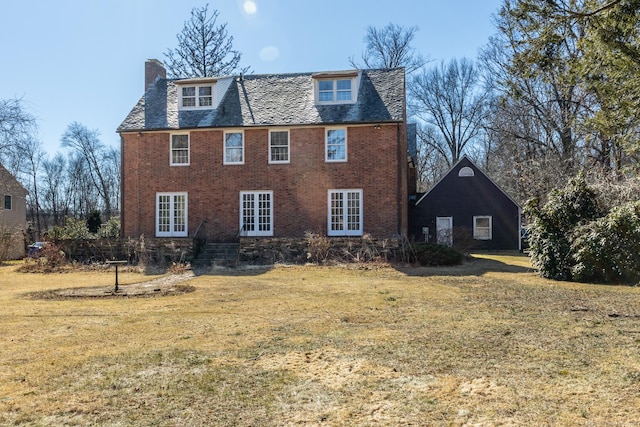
top-left (525, 175), bottom-right (603, 281)
top-left (412, 242), bottom-right (463, 266)
top-left (571, 201), bottom-right (640, 284)
top-left (526, 175), bottom-right (640, 284)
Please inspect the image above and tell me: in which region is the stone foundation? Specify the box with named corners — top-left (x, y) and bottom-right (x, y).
top-left (239, 236), bottom-right (405, 264)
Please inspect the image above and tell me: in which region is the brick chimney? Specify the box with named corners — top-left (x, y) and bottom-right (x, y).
top-left (145, 59), bottom-right (166, 90)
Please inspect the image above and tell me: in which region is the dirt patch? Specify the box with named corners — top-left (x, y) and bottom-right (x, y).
top-left (26, 272), bottom-right (197, 300)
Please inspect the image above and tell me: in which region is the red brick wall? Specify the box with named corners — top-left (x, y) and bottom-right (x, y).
top-left (121, 123), bottom-right (407, 240)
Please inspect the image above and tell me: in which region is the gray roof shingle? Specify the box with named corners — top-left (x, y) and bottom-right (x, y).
top-left (117, 68), bottom-right (405, 132)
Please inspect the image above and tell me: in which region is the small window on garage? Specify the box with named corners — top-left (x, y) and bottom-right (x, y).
top-left (473, 216), bottom-right (492, 240)
top-left (459, 166), bottom-right (474, 177)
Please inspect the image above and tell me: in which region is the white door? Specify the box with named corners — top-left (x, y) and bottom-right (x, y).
top-left (436, 217), bottom-right (453, 246)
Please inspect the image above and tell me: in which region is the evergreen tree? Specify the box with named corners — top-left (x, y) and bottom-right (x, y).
top-left (164, 4), bottom-right (248, 78)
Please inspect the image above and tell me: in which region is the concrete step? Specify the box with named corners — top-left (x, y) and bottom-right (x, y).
top-left (192, 242), bottom-right (239, 266)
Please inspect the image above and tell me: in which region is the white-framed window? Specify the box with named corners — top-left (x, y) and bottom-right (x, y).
top-left (473, 216), bottom-right (492, 240)
top-left (179, 84), bottom-right (215, 109)
top-left (224, 131), bottom-right (244, 165)
top-left (170, 134), bottom-right (190, 166)
top-left (316, 78), bottom-right (356, 104)
top-left (459, 166), bottom-right (475, 177)
top-left (240, 191), bottom-right (273, 237)
top-left (269, 130), bottom-right (290, 164)
top-left (3, 195), bottom-right (11, 210)
top-left (156, 192), bottom-right (188, 237)
top-left (325, 128), bottom-right (347, 162)
top-left (328, 189), bottom-right (363, 236)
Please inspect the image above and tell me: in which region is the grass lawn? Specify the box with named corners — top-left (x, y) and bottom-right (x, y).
top-left (1, 254), bottom-right (639, 426)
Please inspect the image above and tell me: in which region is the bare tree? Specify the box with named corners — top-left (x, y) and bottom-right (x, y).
top-left (16, 137), bottom-right (45, 238)
top-left (0, 98), bottom-right (37, 172)
top-left (164, 4), bottom-right (248, 78)
top-left (61, 122), bottom-right (117, 217)
top-left (410, 58), bottom-right (489, 168)
top-left (349, 23), bottom-right (428, 73)
top-left (41, 153), bottom-right (69, 227)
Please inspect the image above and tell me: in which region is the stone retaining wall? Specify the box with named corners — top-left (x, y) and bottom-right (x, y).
top-left (54, 238), bottom-right (193, 265)
top-left (52, 236), bottom-right (408, 266)
top-left (239, 236), bottom-right (406, 264)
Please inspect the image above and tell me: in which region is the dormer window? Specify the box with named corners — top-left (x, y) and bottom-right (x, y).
top-left (176, 78), bottom-right (217, 110)
top-left (318, 79), bottom-right (351, 102)
top-left (313, 71), bottom-right (360, 104)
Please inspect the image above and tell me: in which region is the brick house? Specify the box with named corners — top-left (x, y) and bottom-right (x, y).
top-left (117, 60), bottom-right (409, 245)
top-left (0, 163), bottom-right (28, 259)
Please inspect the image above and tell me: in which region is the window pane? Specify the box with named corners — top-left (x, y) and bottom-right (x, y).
top-left (171, 135), bottom-right (189, 164)
top-left (225, 133), bottom-right (243, 163)
top-left (172, 134), bottom-right (188, 148)
top-left (346, 191), bottom-right (360, 231)
top-left (319, 81), bottom-right (333, 91)
top-left (330, 192), bottom-right (344, 231)
top-left (242, 193), bottom-right (255, 232)
top-left (198, 86), bottom-right (212, 106)
top-left (182, 87), bottom-right (196, 107)
top-left (158, 195), bottom-right (171, 233)
top-left (326, 129), bottom-right (346, 161)
top-left (318, 80), bottom-right (334, 101)
top-left (4, 195), bottom-right (11, 210)
top-left (258, 193), bottom-right (271, 232)
top-left (270, 131), bottom-right (289, 162)
top-left (173, 195), bottom-right (186, 233)
top-left (474, 217), bottom-right (491, 240)
top-left (336, 79), bottom-right (352, 101)
top-left (226, 133), bottom-right (243, 147)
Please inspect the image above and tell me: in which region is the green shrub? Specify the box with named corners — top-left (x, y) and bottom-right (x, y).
top-left (412, 242), bottom-right (463, 266)
top-left (571, 201), bottom-right (640, 284)
top-left (50, 217), bottom-right (91, 240)
top-left (98, 216), bottom-right (121, 238)
top-left (526, 175), bottom-right (603, 280)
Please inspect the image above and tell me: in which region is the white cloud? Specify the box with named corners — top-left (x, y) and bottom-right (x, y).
top-left (259, 46), bottom-right (280, 62)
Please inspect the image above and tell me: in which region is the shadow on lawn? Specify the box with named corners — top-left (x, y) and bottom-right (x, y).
top-left (395, 254), bottom-right (536, 277)
top-left (191, 264), bottom-right (274, 277)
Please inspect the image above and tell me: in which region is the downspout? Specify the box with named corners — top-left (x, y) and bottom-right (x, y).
top-left (119, 133), bottom-right (125, 238)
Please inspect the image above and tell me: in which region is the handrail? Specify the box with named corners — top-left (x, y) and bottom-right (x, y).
top-left (193, 219), bottom-right (206, 240)
top-left (192, 219), bottom-right (207, 256)
top-left (237, 223), bottom-right (247, 239)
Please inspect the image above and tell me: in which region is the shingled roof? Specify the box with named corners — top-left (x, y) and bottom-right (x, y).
top-left (117, 68), bottom-right (405, 132)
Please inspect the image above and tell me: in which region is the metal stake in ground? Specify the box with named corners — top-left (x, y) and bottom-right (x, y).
top-left (105, 260), bottom-right (128, 293)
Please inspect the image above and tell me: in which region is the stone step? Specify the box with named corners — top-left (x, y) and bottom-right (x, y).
top-left (192, 242), bottom-right (239, 266)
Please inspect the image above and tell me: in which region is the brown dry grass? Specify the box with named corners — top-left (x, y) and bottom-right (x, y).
top-left (1, 255), bottom-right (639, 426)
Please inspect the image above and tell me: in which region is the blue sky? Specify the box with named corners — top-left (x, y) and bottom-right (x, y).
top-left (0, 0), bottom-right (503, 155)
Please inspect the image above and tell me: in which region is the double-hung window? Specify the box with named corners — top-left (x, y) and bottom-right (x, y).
top-left (473, 216), bottom-right (492, 240)
top-left (240, 191), bottom-right (273, 237)
top-left (316, 78), bottom-right (355, 103)
top-left (269, 130), bottom-right (290, 164)
top-left (224, 131), bottom-right (244, 164)
top-left (156, 192), bottom-right (188, 237)
top-left (328, 189), bottom-right (363, 236)
top-left (170, 134), bottom-right (189, 166)
top-left (326, 128), bottom-right (347, 162)
top-left (3, 195), bottom-right (11, 210)
top-left (179, 83), bottom-right (215, 109)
